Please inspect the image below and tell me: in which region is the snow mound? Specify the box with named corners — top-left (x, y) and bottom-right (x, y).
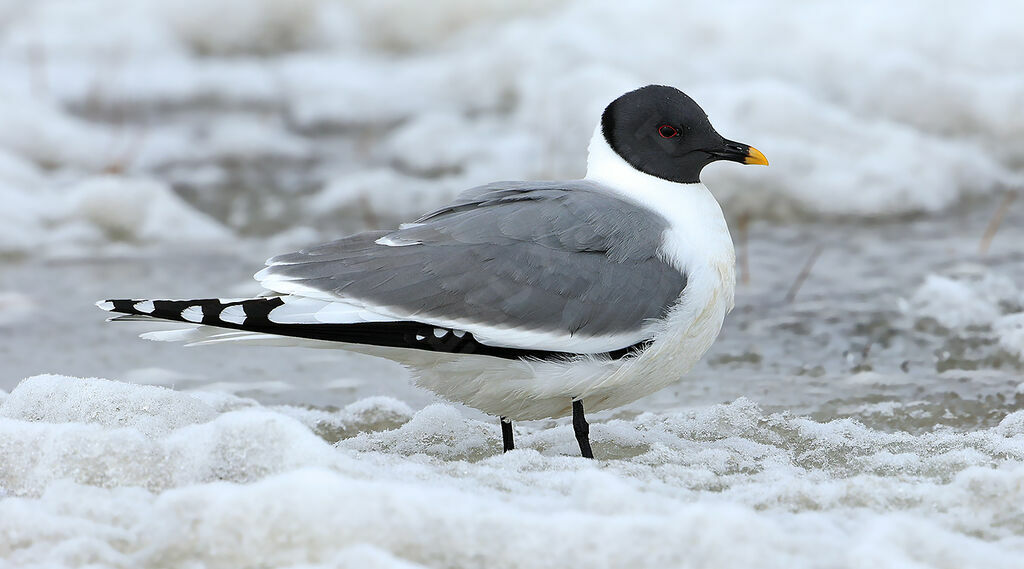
top-left (995, 314), bottom-right (1024, 360)
top-left (2, 375), bottom-right (1024, 566)
top-left (62, 176), bottom-right (230, 244)
top-left (0, 91), bottom-right (118, 172)
top-left (157, 0), bottom-right (325, 55)
top-left (0, 376), bottom-right (343, 496)
top-left (901, 266), bottom-right (1024, 365)
top-left (345, 0), bottom-right (566, 52)
top-left (902, 267), bottom-right (1024, 329)
top-left (341, 404), bottom-right (497, 460)
top-left (276, 396), bottom-right (414, 444)
top-left (0, 375), bottom-right (217, 438)
top-left (0, 91), bottom-right (232, 256)
top-left (2, 377), bottom-right (1024, 567)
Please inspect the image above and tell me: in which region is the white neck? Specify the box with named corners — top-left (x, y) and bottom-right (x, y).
top-left (583, 125), bottom-right (735, 282)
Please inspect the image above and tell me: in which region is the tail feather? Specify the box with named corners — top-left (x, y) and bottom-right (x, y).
top-left (140, 327), bottom-right (308, 347)
top-left (96, 296), bottom-right (484, 351)
top-left (97, 296), bottom-right (373, 348)
top-left (96, 296), bottom-right (590, 361)
top-left (97, 297), bottom-right (282, 327)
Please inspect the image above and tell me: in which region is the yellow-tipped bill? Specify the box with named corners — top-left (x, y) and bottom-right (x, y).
top-left (744, 146), bottom-right (769, 166)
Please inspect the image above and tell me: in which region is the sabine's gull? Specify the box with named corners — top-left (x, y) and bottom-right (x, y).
top-left (98, 85), bottom-right (768, 458)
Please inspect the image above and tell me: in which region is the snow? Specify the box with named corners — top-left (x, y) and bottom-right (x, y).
top-left (0, 374), bottom-right (218, 438)
top-left (156, 0), bottom-right (326, 55)
top-left (3, 0), bottom-right (1024, 255)
top-left (64, 176), bottom-right (230, 243)
top-left (995, 314), bottom-right (1024, 360)
top-left (902, 267), bottom-right (1024, 329)
top-left (2, 375), bottom-right (1024, 568)
top-left (3, 2), bottom-right (1024, 567)
top-left (0, 291), bottom-right (34, 326)
top-left (901, 266), bottom-right (1024, 368)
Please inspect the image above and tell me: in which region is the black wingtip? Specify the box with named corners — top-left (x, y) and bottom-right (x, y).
top-left (97, 299), bottom-right (150, 315)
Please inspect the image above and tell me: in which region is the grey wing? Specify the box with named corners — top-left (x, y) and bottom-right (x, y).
top-left (257, 181), bottom-right (688, 352)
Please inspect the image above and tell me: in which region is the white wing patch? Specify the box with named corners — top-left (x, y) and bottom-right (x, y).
top-left (140, 325), bottom-right (331, 348)
top-left (374, 234), bottom-right (421, 247)
top-left (141, 327), bottom-right (205, 342)
top-left (219, 305), bottom-right (247, 325)
top-left (255, 274), bottom-right (340, 303)
top-left (181, 306), bottom-right (204, 323)
top-left (265, 297), bottom-right (396, 325)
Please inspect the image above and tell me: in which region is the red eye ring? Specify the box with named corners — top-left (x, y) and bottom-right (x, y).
top-left (658, 124), bottom-right (679, 138)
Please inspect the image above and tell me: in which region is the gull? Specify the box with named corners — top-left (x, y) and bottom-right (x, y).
top-left (98, 85), bottom-right (767, 458)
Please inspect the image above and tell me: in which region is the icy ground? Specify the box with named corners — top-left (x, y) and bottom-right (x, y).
top-left (3, 203), bottom-right (1024, 568)
top-left (3, 0), bottom-right (1024, 567)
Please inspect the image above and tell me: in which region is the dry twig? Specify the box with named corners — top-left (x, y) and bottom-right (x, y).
top-left (736, 212), bottom-right (751, 286)
top-left (978, 190), bottom-right (1017, 256)
top-left (785, 244), bottom-right (824, 303)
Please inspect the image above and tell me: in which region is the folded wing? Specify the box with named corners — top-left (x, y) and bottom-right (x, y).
top-left (256, 181), bottom-right (688, 353)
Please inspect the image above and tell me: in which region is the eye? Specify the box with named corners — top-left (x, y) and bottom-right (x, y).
top-left (658, 124), bottom-right (679, 139)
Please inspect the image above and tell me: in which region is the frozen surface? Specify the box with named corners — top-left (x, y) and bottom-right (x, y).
top-left (903, 271), bottom-right (1023, 329)
top-left (2, 375), bottom-right (1024, 569)
top-left (3, 1), bottom-right (1024, 567)
top-left (3, 0), bottom-right (1024, 256)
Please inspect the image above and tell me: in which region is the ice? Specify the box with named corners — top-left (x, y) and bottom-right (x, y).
top-left (156, 0), bottom-right (326, 55)
top-left (3, 1), bottom-right (1024, 255)
top-left (995, 314), bottom-right (1024, 360)
top-left (0, 291), bottom-right (34, 326)
top-left (0, 91), bottom-right (116, 172)
top-left (902, 267), bottom-right (1024, 330)
top-left (344, 0), bottom-right (565, 52)
top-left (0, 376), bottom-right (343, 496)
top-left (339, 404), bottom-right (498, 460)
top-left (274, 396), bottom-right (414, 444)
top-left (2, 375), bottom-right (1024, 567)
top-left (62, 176), bottom-right (230, 245)
top-left (897, 267), bottom-right (1024, 374)
top-left (0, 375), bottom-right (218, 438)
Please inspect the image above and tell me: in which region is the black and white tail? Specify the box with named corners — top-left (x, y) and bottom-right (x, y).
top-left (97, 297), bottom-right (307, 346)
top-left (98, 297), bottom-right (282, 327)
top-left (96, 297), bottom-right (588, 359)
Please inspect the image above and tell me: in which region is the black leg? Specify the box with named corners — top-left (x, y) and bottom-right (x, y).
top-left (572, 399), bottom-right (594, 459)
top-left (501, 417), bottom-right (515, 452)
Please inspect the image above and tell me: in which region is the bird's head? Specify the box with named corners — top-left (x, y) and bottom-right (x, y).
top-left (596, 85), bottom-right (767, 184)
